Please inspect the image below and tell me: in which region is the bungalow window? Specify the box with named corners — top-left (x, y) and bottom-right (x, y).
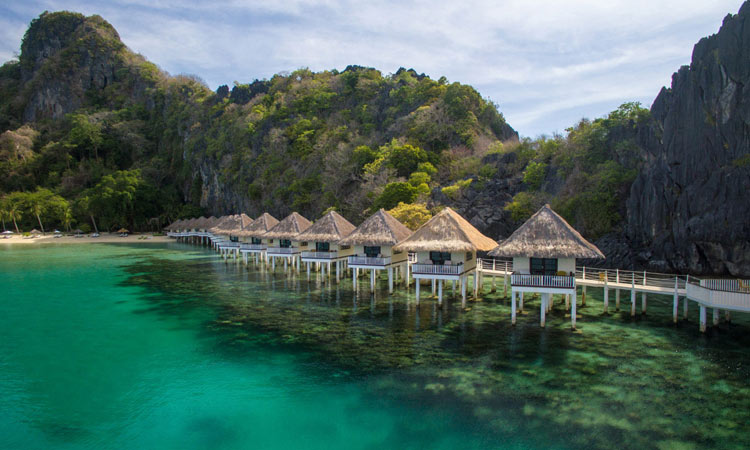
top-left (465, 252), bottom-right (473, 261)
top-left (429, 251), bottom-right (451, 265)
top-left (530, 257), bottom-right (557, 276)
top-left (280, 239), bottom-right (292, 248)
top-left (316, 242), bottom-right (330, 252)
top-left (230, 236), bottom-right (239, 242)
top-left (251, 237), bottom-right (262, 245)
top-left (364, 246), bottom-right (381, 257)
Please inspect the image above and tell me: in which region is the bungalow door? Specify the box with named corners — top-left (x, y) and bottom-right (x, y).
top-left (530, 258), bottom-right (557, 276)
top-left (316, 242), bottom-right (330, 252)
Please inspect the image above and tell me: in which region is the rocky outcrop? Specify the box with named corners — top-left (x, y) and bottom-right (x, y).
top-left (627, 2), bottom-right (750, 276)
top-left (18, 12), bottom-right (127, 122)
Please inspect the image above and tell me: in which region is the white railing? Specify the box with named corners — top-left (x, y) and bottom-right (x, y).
top-left (411, 264), bottom-right (463, 275)
top-left (575, 266), bottom-right (686, 289)
top-left (219, 243), bottom-right (240, 249)
top-left (687, 283), bottom-right (750, 310)
top-left (348, 256), bottom-right (391, 266)
top-left (478, 258), bottom-right (512, 273)
top-left (301, 251), bottom-right (338, 259)
top-left (240, 244), bottom-right (266, 251)
top-left (699, 279), bottom-right (750, 293)
top-left (267, 247), bottom-right (297, 254)
top-left (511, 274), bottom-right (575, 289)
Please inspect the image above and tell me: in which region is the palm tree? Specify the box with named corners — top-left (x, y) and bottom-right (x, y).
top-left (62, 206), bottom-right (74, 232)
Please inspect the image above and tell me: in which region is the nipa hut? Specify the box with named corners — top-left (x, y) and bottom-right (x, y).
top-left (489, 204), bottom-right (604, 328)
top-left (394, 207), bottom-right (497, 306)
top-left (297, 211), bottom-right (356, 281)
top-left (235, 213), bottom-right (279, 264)
top-left (262, 212), bottom-right (312, 271)
top-left (338, 209), bottom-right (413, 292)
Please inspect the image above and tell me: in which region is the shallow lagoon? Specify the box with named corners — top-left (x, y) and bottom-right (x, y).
top-left (1, 243), bottom-right (749, 449)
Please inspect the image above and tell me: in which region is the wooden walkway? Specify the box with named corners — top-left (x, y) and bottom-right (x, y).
top-left (477, 259), bottom-right (750, 332)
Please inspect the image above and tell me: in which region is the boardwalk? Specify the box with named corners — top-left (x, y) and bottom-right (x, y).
top-left (477, 259), bottom-right (750, 332)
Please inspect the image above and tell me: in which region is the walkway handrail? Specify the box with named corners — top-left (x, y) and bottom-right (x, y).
top-left (697, 278), bottom-right (750, 294)
top-left (240, 243), bottom-right (266, 251)
top-left (412, 264), bottom-right (463, 275)
top-left (575, 266), bottom-right (687, 289)
top-left (687, 283), bottom-right (750, 310)
top-left (348, 256), bottom-right (391, 266)
top-left (267, 247), bottom-right (296, 254)
top-left (511, 274), bottom-right (575, 289)
top-left (301, 251), bottom-right (339, 259)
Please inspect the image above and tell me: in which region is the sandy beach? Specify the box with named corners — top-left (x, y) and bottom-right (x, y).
top-left (0, 233), bottom-right (171, 245)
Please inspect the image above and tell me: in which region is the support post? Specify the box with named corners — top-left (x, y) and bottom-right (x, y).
top-left (461, 276), bottom-right (467, 308)
top-left (672, 278), bottom-right (679, 323)
top-left (511, 291), bottom-right (517, 325)
top-left (699, 306), bottom-right (707, 332)
top-left (352, 266), bottom-right (357, 289)
top-left (683, 297), bottom-right (688, 319)
top-left (603, 272), bottom-right (609, 314)
top-left (371, 269), bottom-right (376, 291)
top-left (615, 289), bottom-right (620, 311)
top-left (520, 292), bottom-right (524, 312)
top-left (571, 291), bottom-right (577, 330)
top-left (432, 279), bottom-right (436, 297)
top-left (415, 279), bottom-right (421, 306)
top-left (540, 293), bottom-right (546, 327)
top-left (582, 285), bottom-right (587, 306)
top-left (630, 281), bottom-right (636, 317)
top-left (438, 280), bottom-right (443, 305)
top-left (388, 267), bottom-right (394, 294)
top-left (713, 308), bottom-right (720, 326)
top-left (641, 293), bottom-right (647, 315)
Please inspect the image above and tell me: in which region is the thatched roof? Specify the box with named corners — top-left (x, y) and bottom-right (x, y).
top-left (204, 216), bottom-right (219, 228)
top-left (338, 209), bottom-right (412, 247)
top-left (393, 207), bottom-right (497, 252)
top-left (489, 204), bottom-right (605, 259)
top-left (181, 218), bottom-right (198, 230)
top-left (211, 214), bottom-right (253, 234)
top-left (191, 216), bottom-right (210, 230)
top-left (235, 213), bottom-right (279, 237)
top-left (263, 212), bottom-right (312, 240)
top-left (166, 219), bottom-right (183, 231)
top-left (297, 210), bottom-right (356, 243)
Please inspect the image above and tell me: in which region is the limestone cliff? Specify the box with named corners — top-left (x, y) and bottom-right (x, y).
top-left (627, 2), bottom-right (750, 276)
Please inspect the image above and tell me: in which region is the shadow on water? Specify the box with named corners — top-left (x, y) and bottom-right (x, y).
top-left (119, 250), bottom-right (750, 450)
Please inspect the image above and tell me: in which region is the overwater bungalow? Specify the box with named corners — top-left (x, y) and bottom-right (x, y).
top-left (211, 214), bottom-right (253, 257)
top-left (489, 204), bottom-right (604, 329)
top-left (262, 212), bottom-right (313, 271)
top-left (338, 208), bottom-right (412, 293)
top-left (235, 213), bottom-right (279, 264)
top-left (393, 207), bottom-right (497, 307)
top-left (297, 211), bottom-right (356, 281)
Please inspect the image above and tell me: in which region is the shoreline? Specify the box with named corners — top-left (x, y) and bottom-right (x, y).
top-left (0, 233), bottom-right (171, 245)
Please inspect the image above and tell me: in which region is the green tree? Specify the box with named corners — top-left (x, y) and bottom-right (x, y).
top-left (522, 161), bottom-right (547, 190)
top-left (385, 141), bottom-right (428, 177)
top-left (65, 113), bottom-right (103, 160)
top-left (504, 192), bottom-right (541, 222)
top-left (388, 202), bottom-right (432, 230)
top-left (373, 182), bottom-right (417, 210)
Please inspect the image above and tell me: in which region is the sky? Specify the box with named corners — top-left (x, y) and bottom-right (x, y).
top-left (0, 0), bottom-right (743, 137)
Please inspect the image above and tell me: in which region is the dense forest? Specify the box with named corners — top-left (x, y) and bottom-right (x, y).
top-left (0, 11), bottom-right (643, 242)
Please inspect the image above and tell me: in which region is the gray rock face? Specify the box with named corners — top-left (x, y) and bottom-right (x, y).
top-left (627, 3), bottom-right (750, 276)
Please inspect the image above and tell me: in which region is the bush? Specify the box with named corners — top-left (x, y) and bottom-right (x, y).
top-left (522, 161), bottom-right (547, 190)
top-left (479, 164), bottom-right (496, 179)
top-left (441, 178), bottom-right (472, 200)
top-left (504, 192), bottom-right (541, 222)
top-left (388, 202), bottom-right (432, 230)
top-left (373, 182), bottom-right (417, 210)
top-left (408, 171), bottom-right (431, 186)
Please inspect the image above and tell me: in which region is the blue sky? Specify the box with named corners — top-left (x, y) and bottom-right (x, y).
top-left (0, 0), bottom-right (743, 137)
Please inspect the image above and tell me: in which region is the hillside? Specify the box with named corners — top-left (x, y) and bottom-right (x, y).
top-left (0, 7), bottom-right (748, 276)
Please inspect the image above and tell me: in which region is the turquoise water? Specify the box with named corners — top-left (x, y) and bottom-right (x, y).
top-left (1, 243), bottom-right (749, 449)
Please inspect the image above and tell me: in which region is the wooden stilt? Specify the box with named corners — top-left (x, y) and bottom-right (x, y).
top-left (520, 292), bottom-right (524, 312)
top-left (388, 267), bottom-right (393, 294)
top-left (432, 279), bottom-right (436, 297)
top-left (725, 310), bottom-right (731, 322)
top-left (491, 276), bottom-right (496, 293)
top-left (603, 274), bottom-right (609, 313)
top-left (615, 289), bottom-right (621, 311)
top-left (370, 269), bottom-right (376, 291)
top-left (511, 291), bottom-right (517, 325)
top-left (565, 294), bottom-right (570, 310)
top-left (673, 278), bottom-right (679, 323)
top-left (683, 297), bottom-right (688, 319)
top-left (582, 286), bottom-right (587, 306)
top-left (540, 293), bottom-right (546, 327)
top-left (713, 308), bottom-right (720, 326)
top-left (352, 267), bottom-right (357, 290)
top-left (699, 306), bottom-right (707, 332)
top-left (571, 291), bottom-right (577, 330)
top-left (461, 276), bottom-right (467, 308)
top-left (415, 279), bottom-right (421, 306)
top-left (630, 281), bottom-right (636, 317)
top-left (438, 280), bottom-right (443, 305)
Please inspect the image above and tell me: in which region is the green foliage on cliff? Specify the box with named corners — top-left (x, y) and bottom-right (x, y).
top-left (0, 11), bottom-right (648, 243)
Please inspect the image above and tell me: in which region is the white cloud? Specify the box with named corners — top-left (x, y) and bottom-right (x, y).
top-left (0, 0), bottom-right (743, 136)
